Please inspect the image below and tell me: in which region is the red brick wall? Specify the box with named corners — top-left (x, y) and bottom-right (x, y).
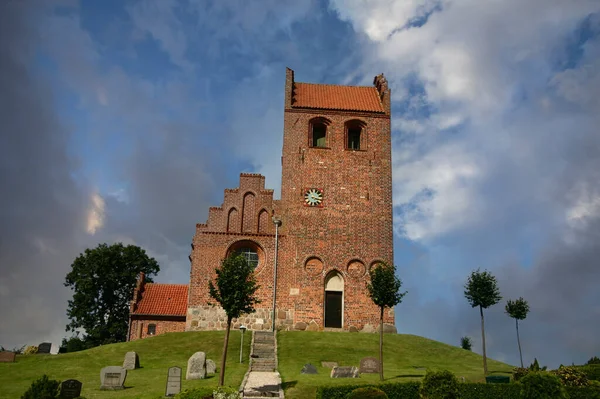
top-left (129, 317), bottom-right (186, 341)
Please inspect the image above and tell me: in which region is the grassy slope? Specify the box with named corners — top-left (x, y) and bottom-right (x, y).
top-left (277, 331), bottom-right (514, 399)
top-left (0, 331), bottom-right (251, 399)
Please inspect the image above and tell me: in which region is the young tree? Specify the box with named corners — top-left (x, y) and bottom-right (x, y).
top-left (64, 243), bottom-right (159, 347)
top-left (460, 336), bottom-right (473, 351)
top-left (209, 254), bottom-right (260, 386)
top-left (366, 262), bottom-right (407, 381)
top-left (505, 297), bottom-right (530, 367)
top-left (464, 268), bottom-right (502, 375)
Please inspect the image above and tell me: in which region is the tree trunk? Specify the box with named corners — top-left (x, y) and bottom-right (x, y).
top-left (379, 306), bottom-right (384, 381)
top-left (480, 305), bottom-right (488, 375)
top-left (219, 316), bottom-right (232, 386)
top-left (516, 318), bottom-right (523, 368)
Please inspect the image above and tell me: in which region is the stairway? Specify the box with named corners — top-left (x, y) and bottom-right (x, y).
top-left (250, 331), bottom-right (276, 372)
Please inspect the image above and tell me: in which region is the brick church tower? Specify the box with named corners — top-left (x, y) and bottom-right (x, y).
top-left (129, 68), bottom-right (395, 340)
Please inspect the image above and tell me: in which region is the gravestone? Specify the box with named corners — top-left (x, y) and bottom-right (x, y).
top-left (331, 366), bottom-right (360, 378)
top-left (123, 351), bottom-right (140, 370)
top-left (60, 379), bottom-right (82, 399)
top-left (0, 351), bottom-right (16, 363)
top-left (359, 357), bottom-right (380, 374)
top-left (321, 361), bottom-right (338, 368)
top-left (301, 364), bottom-right (318, 374)
top-left (100, 366), bottom-right (127, 390)
top-left (37, 342), bottom-right (52, 354)
top-left (206, 359), bottom-right (216, 375)
top-left (186, 352), bottom-right (206, 380)
top-left (165, 366), bottom-right (181, 397)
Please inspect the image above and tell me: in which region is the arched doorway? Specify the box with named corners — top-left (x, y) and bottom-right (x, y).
top-left (324, 271), bottom-right (344, 328)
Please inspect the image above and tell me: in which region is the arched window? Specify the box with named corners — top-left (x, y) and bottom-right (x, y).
top-left (147, 324), bottom-right (156, 335)
top-left (345, 120), bottom-right (366, 150)
top-left (309, 117), bottom-right (331, 148)
top-left (227, 240), bottom-right (264, 269)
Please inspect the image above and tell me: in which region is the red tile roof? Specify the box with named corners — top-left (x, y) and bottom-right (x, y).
top-left (132, 283), bottom-right (188, 316)
top-left (293, 83), bottom-right (384, 113)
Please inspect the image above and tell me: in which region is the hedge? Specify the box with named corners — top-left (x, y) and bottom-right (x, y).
top-left (316, 381), bottom-right (600, 399)
top-left (578, 365), bottom-right (600, 381)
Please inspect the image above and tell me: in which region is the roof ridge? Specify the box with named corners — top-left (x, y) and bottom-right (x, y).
top-left (146, 283), bottom-right (189, 287)
top-left (295, 81), bottom-right (376, 89)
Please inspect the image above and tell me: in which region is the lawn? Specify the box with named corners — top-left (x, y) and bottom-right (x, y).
top-left (277, 331), bottom-right (514, 399)
top-left (0, 331), bottom-right (251, 399)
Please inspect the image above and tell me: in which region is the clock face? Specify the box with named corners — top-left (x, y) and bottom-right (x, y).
top-left (304, 188), bottom-right (323, 207)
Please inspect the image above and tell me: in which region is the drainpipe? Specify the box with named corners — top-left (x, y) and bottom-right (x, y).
top-left (271, 216), bottom-right (282, 332)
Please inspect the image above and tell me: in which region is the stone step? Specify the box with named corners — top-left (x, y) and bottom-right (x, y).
top-left (252, 359), bottom-right (276, 364)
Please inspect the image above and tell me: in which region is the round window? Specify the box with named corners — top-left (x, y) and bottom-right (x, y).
top-left (234, 247), bottom-right (259, 269)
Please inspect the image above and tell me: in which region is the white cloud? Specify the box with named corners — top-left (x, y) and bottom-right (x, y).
top-left (86, 192), bottom-right (105, 235)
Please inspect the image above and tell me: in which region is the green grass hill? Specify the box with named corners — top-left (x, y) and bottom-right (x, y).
top-left (0, 331), bottom-right (513, 399)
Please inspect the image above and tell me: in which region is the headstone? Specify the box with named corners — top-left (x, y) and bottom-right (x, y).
top-left (38, 342), bottom-right (52, 354)
top-left (306, 321), bottom-right (319, 331)
top-left (331, 366), bottom-right (360, 378)
top-left (359, 357), bottom-right (380, 374)
top-left (123, 351), bottom-right (140, 370)
top-left (348, 326), bottom-right (359, 333)
top-left (60, 379), bottom-right (82, 399)
top-left (294, 322), bottom-right (307, 331)
top-left (165, 366), bottom-right (181, 397)
top-left (206, 359), bottom-right (216, 375)
top-left (186, 352), bottom-right (206, 380)
top-left (301, 364), bottom-right (318, 374)
top-left (321, 361), bottom-right (338, 368)
top-left (100, 366), bottom-right (127, 390)
top-left (0, 351), bottom-right (16, 363)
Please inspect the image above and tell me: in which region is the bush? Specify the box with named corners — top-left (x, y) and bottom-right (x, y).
top-left (23, 345), bottom-right (38, 355)
top-left (552, 365), bottom-right (589, 387)
top-left (587, 356), bottom-right (600, 365)
top-left (175, 387), bottom-right (214, 399)
top-left (579, 365), bottom-right (600, 381)
top-left (420, 370), bottom-right (460, 399)
top-left (512, 367), bottom-right (530, 382)
top-left (346, 387), bottom-right (388, 399)
top-left (460, 336), bottom-right (473, 351)
top-left (459, 383), bottom-right (521, 399)
top-left (58, 336), bottom-right (88, 354)
top-left (566, 384), bottom-right (600, 399)
top-left (213, 386), bottom-right (240, 399)
top-left (520, 372), bottom-right (567, 399)
top-left (317, 383), bottom-right (421, 399)
top-left (21, 375), bottom-right (60, 399)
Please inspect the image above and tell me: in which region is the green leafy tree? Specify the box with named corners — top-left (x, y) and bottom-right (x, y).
top-left (505, 297), bottom-right (530, 367)
top-left (460, 336), bottom-right (473, 351)
top-left (209, 254), bottom-right (260, 386)
top-left (64, 243), bottom-right (160, 347)
top-left (366, 262), bottom-right (407, 381)
top-left (464, 268), bottom-right (502, 375)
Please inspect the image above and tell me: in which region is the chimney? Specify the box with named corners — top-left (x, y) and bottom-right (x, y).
top-left (373, 73), bottom-right (391, 115)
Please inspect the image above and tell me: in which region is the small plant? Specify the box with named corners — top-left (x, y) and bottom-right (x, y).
top-left (21, 374), bottom-right (60, 399)
top-left (513, 366), bottom-right (530, 381)
top-left (23, 345), bottom-right (38, 355)
top-left (552, 365), bottom-right (589, 387)
top-left (213, 386), bottom-right (240, 399)
top-left (346, 387), bottom-right (388, 398)
top-left (174, 387), bottom-right (214, 399)
top-left (520, 372), bottom-right (567, 399)
top-left (420, 369), bottom-right (460, 399)
top-left (588, 356), bottom-right (600, 365)
top-left (460, 336), bottom-right (472, 351)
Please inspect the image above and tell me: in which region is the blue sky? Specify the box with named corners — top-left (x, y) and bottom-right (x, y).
top-left (1, 0), bottom-right (600, 368)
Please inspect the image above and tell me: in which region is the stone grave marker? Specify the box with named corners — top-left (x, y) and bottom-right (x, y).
top-left (301, 364), bottom-right (318, 374)
top-left (59, 379), bottom-right (82, 399)
top-left (123, 351), bottom-right (140, 370)
top-left (165, 366), bottom-right (181, 397)
top-left (0, 351), bottom-right (16, 363)
top-left (100, 366), bottom-right (127, 390)
top-left (37, 342), bottom-right (52, 354)
top-left (321, 361), bottom-right (338, 368)
top-left (359, 357), bottom-right (380, 374)
top-left (331, 366), bottom-right (360, 378)
top-left (206, 359), bottom-right (216, 375)
top-left (186, 352), bottom-right (206, 380)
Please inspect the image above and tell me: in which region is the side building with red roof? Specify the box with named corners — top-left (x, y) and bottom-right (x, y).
top-left (128, 272), bottom-right (188, 340)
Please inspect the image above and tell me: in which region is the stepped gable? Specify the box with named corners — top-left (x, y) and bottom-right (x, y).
top-left (195, 173), bottom-right (277, 236)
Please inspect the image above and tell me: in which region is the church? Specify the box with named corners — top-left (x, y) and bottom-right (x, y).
top-left (128, 68), bottom-right (395, 340)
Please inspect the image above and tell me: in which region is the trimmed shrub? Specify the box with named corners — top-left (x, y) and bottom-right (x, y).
top-left (520, 372), bottom-right (567, 399)
top-left (174, 387), bottom-right (214, 399)
top-left (552, 365), bottom-right (589, 387)
top-left (317, 383), bottom-right (421, 399)
top-left (346, 387), bottom-right (388, 399)
top-left (566, 385), bottom-right (600, 399)
top-left (459, 383), bottom-right (521, 399)
top-left (23, 345), bottom-right (38, 355)
top-left (420, 370), bottom-right (460, 399)
top-left (21, 374), bottom-right (60, 399)
top-left (512, 367), bottom-right (530, 382)
top-left (579, 365), bottom-right (600, 381)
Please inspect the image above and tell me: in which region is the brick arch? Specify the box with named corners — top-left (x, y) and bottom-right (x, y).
top-left (308, 116), bottom-right (332, 148)
top-left (344, 119), bottom-right (367, 150)
top-left (257, 208), bottom-right (270, 234)
top-left (225, 239), bottom-right (266, 273)
top-left (346, 259), bottom-right (366, 279)
top-left (226, 207), bottom-right (239, 233)
top-left (241, 191), bottom-right (256, 233)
